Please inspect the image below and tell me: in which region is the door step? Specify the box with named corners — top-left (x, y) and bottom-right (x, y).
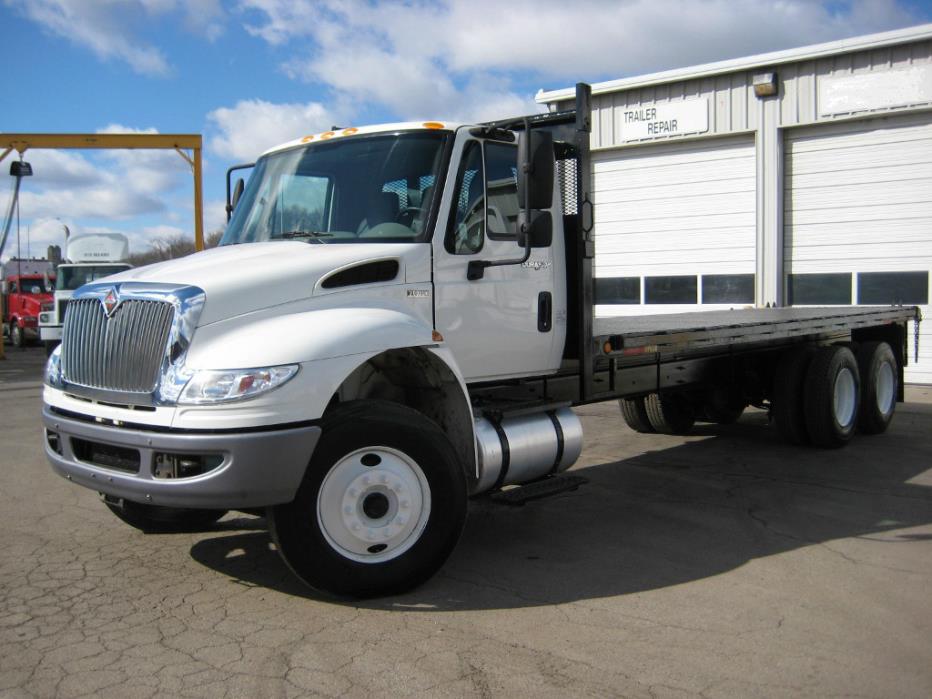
top-left (489, 474), bottom-right (588, 506)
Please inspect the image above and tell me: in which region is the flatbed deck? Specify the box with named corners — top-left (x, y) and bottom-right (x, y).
top-left (594, 306), bottom-right (920, 355)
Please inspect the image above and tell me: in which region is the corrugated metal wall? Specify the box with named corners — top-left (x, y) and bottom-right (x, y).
top-left (556, 40), bottom-right (932, 150)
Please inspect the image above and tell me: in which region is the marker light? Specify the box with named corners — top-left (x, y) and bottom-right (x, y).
top-left (422, 122), bottom-right (445, 130)
top-left (178, 365), bottom-right (299, 404)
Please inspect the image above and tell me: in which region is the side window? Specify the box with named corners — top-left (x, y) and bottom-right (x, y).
top-left (485, 142), bottom-right (518, 240)
top-left (446, 141), bottom-right (484, 255)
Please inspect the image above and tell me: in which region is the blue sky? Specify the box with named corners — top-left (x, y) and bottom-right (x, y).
top-left (2, 0), bottom-right (932, 261)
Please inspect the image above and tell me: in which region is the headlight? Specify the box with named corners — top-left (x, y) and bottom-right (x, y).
top-left (178, 365), bottom-right (299, 405)
top-left (44, 345), bottom-right (63, 389)
top-left (39, 313), bottom-right (51, 324)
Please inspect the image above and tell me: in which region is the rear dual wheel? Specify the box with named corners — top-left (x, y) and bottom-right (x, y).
top-left (803, 345), bottom-right (860, 448)
top-left (856, 341), bottom-right (898, 435)
top-left (774, 342), bottom-right (898, 447)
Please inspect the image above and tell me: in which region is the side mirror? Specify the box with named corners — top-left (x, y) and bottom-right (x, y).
top-left (230, 178), bottom-right (245, 213)
top-left (0, 281), bottom-right (7, 294)
top-left (517, 130), bottom-right (554, 209)
top-left (517, 210), bottom-right (553, 248)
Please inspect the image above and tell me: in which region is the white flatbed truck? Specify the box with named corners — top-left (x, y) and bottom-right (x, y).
top-left (42, 85), bottom-right (920, 597)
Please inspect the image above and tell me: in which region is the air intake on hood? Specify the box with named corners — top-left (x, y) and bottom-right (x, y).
top-left (320, 260), bottom-right (399, 289)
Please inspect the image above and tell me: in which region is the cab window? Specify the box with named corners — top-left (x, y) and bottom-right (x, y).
top-left (446, 141), bottom-right (484, 254)
top-left (485, 142), bottom-right (518, 240)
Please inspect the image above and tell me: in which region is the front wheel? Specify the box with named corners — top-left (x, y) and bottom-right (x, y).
top-left (269, 401), bottom-right (467, 598)
top-left (10, 322), bottom-right (23, 348)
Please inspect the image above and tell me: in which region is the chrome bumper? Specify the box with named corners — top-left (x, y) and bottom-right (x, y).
top-left (42, 407), bottom-right (320, 509)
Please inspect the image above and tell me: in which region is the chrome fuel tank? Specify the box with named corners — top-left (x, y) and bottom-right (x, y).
top-left (473, 407), bottom-right (583, 494)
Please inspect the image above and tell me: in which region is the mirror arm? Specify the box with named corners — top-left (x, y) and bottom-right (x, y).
top-left (225, 162), bottom-right (255, 221)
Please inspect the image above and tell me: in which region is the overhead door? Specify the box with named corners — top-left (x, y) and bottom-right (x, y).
top-left (592, 135), bottom-right (757, 317)
top-left (785, 114), bottom-right (932, 384)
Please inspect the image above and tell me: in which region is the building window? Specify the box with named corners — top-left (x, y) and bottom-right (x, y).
top-left (645, 275), bottom-right (697, 304)
top-left (595, 277), bottom-right (640, 304)
top-left (857, 271), bottom-right (928, 305)
top-left (702, 274), bottom-right (754, 304)
top-left (787, 273), bottom-right (852, 305)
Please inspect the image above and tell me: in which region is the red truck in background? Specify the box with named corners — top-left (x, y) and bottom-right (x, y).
top-left (2, 259), bottom-right (55, 348)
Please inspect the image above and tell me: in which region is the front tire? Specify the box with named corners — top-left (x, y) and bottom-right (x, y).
top-left (269, 401), bottom-right (467, 598)
top-left (10, 322), bottom-right (23, 348)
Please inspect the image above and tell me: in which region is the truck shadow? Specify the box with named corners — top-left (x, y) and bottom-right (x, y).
top-left (188, 407), bottom-right (932, 609)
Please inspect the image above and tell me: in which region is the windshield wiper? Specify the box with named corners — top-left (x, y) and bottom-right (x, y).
top-left (278, 230), bottom-right (333, 240)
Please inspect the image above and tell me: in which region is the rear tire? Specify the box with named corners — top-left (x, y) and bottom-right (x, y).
top-left (856, 341), bottom-right (897, 435)
top-left (620, 397), bottom-right (655, 433)
top-left (269, 401), bottom-right (467, 598)
top-left (804, 345), bottom-right (860, 448)
top-left (105, 500), bottom-right (227, 533)
top-left (773, 346), bottom-right (816, 445)
top-left (644, 393), bottom-right (695, 435)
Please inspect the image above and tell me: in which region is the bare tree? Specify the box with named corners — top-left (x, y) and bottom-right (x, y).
top-left (127, 230), bottom-right (224, 267)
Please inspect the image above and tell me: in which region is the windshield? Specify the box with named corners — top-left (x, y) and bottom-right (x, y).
top-left (16, 278), bottom-right (53, 294)
top-left (222, 131), bottom-right (449, 245)
top-left (59, 264), bottom-right (132, 291)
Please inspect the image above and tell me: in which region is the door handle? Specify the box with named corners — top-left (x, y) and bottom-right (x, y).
top-left (538, 291), bottom-right (552, 332)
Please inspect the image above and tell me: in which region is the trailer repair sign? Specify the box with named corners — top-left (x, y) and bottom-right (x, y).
top-left (618, 98), bottom-right (709, 141)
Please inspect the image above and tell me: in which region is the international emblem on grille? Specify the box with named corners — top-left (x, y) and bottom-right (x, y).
top-left (102, 288), bottom-right (119, 316)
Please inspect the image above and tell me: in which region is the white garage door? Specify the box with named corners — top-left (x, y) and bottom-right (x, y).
top-left (785, 114), bottom-right (932, 385)
top-left (592, 135), bottom-right (757, 317)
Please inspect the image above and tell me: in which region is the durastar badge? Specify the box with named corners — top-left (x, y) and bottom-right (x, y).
top-left (102, 288), bottom-right (120, 316)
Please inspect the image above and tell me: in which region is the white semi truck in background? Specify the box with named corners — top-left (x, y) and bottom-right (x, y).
top-left (42, 85), bottom-right (920, 598)
top-left (39, 232), bottom-right (131, 355)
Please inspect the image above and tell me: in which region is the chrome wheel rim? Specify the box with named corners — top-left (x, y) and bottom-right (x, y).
top-left (317, 446), bottom-right (431, 564)
top-left (833, 367), bottom-right (857, 428)
top-left (875, 361), bottom-right (896, 417)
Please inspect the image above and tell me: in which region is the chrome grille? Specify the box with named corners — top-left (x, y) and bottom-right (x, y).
top-left (61, 298), bottom-right (175, 393)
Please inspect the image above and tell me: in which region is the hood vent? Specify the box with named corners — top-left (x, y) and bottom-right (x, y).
top-left (320, 260), bottom-right (400, 289)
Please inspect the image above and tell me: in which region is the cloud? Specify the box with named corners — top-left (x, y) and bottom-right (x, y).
top-left (242, 0), bottom-right (923, 121)
top-left (5, 0), bottom-right (226, 76)
top-left (206, 99), bottom-right (347, 161)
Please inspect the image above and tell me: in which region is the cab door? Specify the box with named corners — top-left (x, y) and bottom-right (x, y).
top-left (432, 132), bottom-right (565, 382)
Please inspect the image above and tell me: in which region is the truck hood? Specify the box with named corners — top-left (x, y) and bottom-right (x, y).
top-left (106, 241), bottom-right (430, 325)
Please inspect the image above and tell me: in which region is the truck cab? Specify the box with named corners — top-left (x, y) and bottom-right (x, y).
top-left (39, 233), bottom-right (131, 353)
top-left (2, 270), bottom-right (55, 347)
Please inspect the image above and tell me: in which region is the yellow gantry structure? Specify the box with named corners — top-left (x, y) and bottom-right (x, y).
top-left (0, 133), bottom-right (204, 361)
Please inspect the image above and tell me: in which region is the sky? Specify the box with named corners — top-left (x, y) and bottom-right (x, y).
top-left (2, 0), bottom-right (932, 262)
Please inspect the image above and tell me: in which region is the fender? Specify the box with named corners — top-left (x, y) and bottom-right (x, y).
top-left (184, 306), bottom-right (435, 369)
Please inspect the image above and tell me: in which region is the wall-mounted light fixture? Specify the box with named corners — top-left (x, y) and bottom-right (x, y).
top-left (753, 72), bottom-right (778, 98)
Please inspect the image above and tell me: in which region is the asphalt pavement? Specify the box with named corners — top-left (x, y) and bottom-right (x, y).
top-left (1, 345), bottom-right (930, 698)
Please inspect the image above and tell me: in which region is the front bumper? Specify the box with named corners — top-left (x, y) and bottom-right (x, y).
top-left (39, 325), bottom-right (62, 341)
top-left (42, 407), bottom-right (320, 509)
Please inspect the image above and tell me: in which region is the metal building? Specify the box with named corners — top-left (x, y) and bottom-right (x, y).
top-left (538, 24), bottom-right (932, 384)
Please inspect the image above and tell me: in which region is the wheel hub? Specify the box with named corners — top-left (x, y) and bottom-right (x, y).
top-left (833, 367), bottom-right (857, 428)
top-left (875, 362), bottom-right (896, 416)
top-left (317, 446), bottom-right (431, 563)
